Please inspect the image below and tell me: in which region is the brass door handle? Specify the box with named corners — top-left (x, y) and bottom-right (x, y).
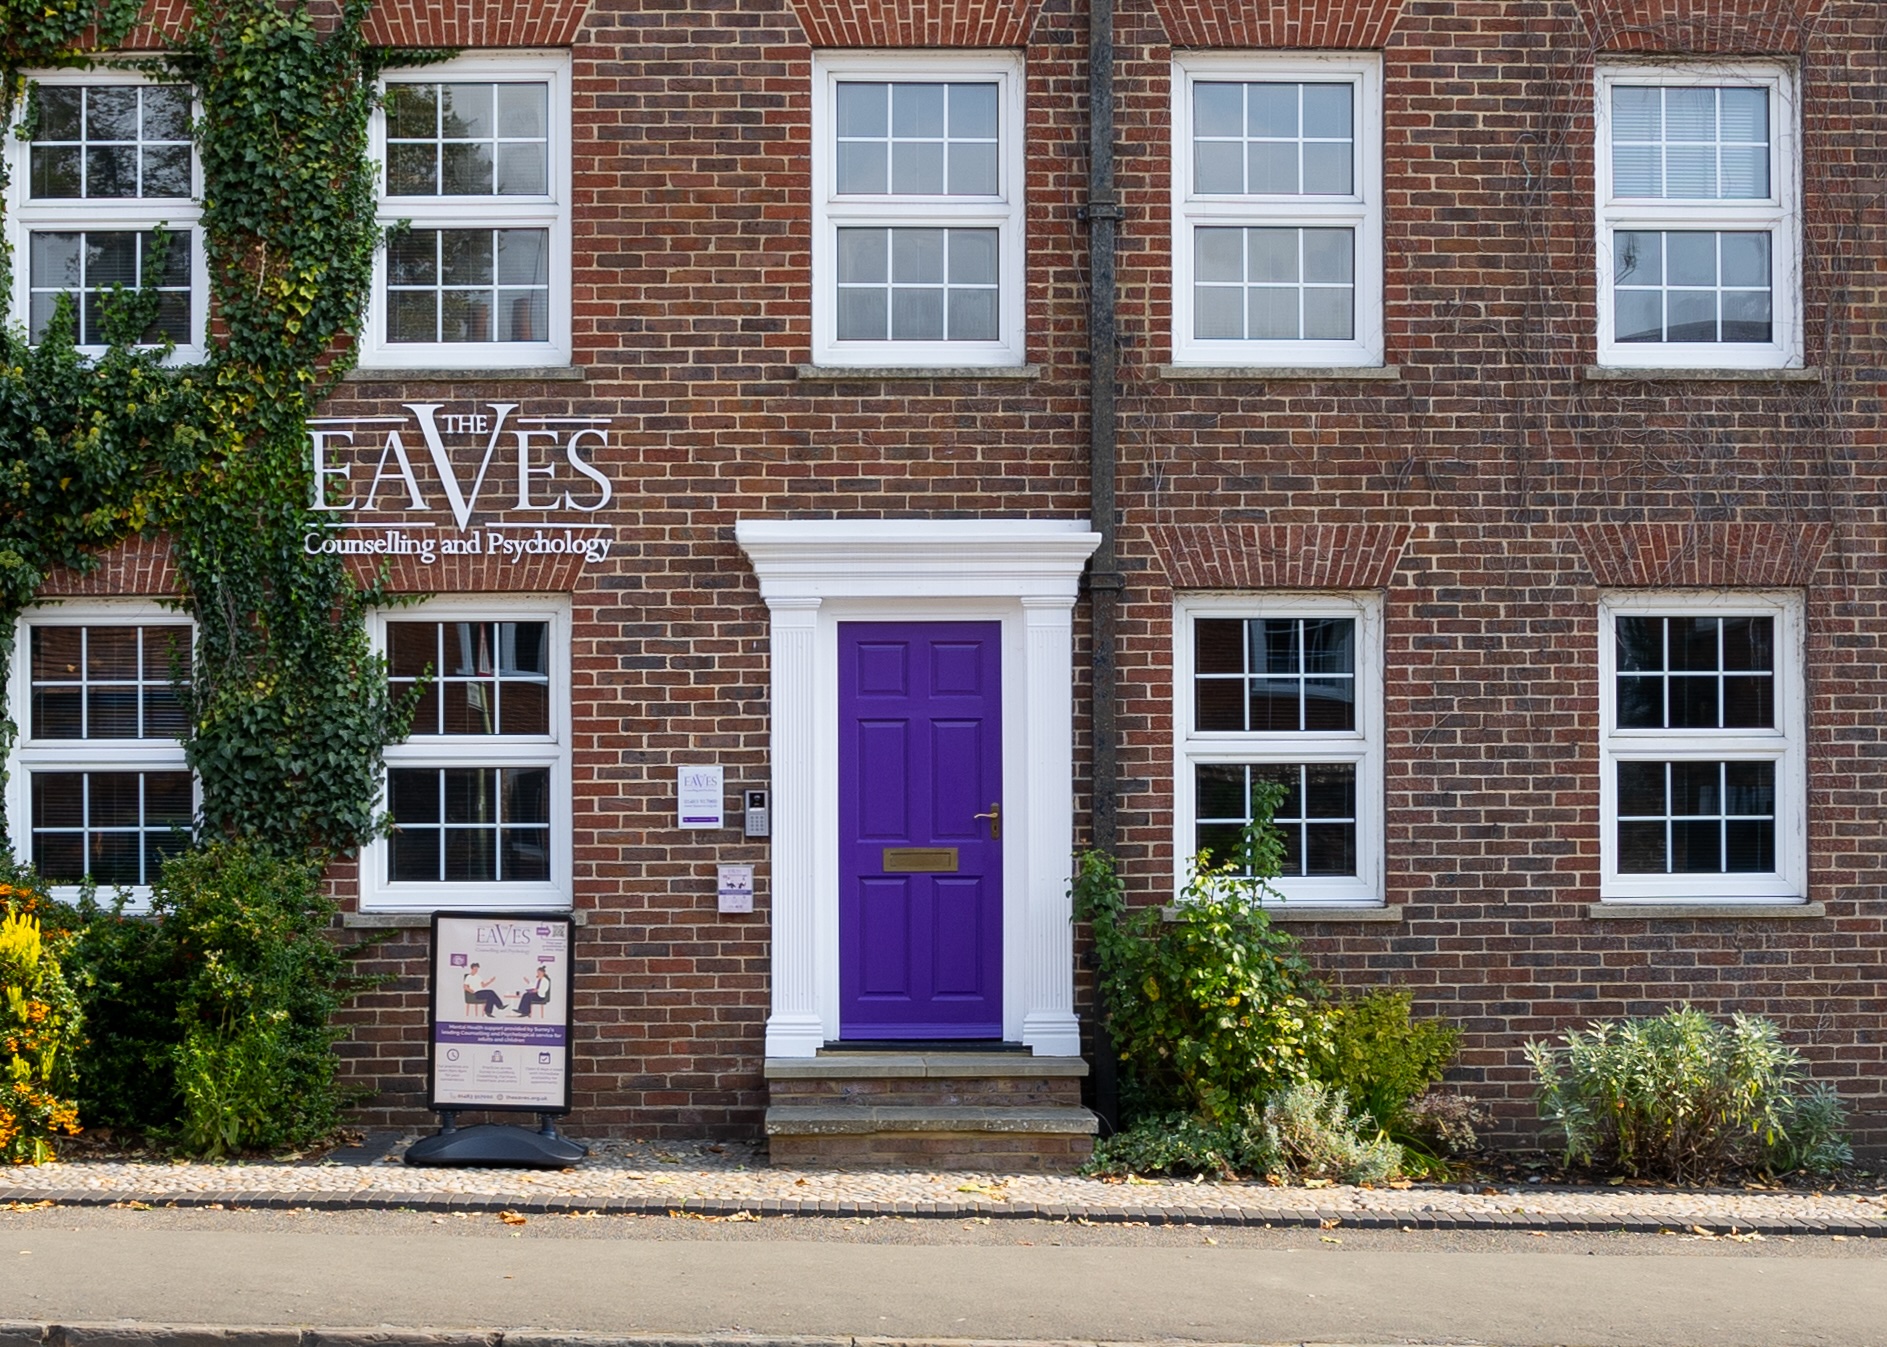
top-left (973, 802), bottom-right (1001, 839)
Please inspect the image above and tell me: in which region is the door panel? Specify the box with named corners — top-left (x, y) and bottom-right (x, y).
top-left (838, 621), bottom-right (1003, 1039)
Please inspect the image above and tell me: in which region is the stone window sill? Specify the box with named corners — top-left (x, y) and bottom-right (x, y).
top-left (343, 910), bottom-right (587, 928)
top-left (795, 364), bottom-right (1040, 381)
top-left (1585, 902), bottom-right (1823, 920)
top-left (1582, 366), bottom-right (1820, 383)
top-left (1161, 904), bottom-right (1400, 923)
top-left (1156, 364), bottom-right (1400, 382)
top-left (344, 366), bottom-right (586, 383)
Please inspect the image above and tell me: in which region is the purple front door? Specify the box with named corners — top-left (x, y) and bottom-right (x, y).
top-left (838, 621), bottom-right (1003, 1039)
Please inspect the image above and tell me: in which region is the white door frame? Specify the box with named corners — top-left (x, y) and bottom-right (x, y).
top-left (736, 518), bottom-right (1102, 1058)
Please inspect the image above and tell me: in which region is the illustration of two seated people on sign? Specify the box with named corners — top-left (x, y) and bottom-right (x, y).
top-left (463, 963), bottom-right (554, 1018)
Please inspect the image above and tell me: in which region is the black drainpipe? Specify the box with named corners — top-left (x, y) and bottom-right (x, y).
top-left (1083, 0), bottom-right (1122, 1133)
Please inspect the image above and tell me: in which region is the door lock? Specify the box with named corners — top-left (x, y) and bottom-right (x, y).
top-left (973, 802), bottom-right (1002, 839)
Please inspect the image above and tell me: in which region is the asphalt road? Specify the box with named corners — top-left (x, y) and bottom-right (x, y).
top-left (3, 1207), bottom-right (1883, 1346)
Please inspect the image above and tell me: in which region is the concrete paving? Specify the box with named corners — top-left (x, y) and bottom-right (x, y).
top-left (4, 1131), bottom-right (1885, 1347)
top-left (2, 1206), bottom-right (1885, 1347)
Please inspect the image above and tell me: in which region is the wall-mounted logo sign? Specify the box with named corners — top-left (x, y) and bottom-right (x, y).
top-left (304, 402), bottom-right (616, 566)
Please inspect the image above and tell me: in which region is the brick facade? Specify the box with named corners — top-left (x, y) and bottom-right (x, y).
top-left (30, 0), bottom-right (1887, 1151)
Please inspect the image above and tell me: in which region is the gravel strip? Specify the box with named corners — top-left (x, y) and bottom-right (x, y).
top-left (4, 1136), bottom-right (1884, 1236)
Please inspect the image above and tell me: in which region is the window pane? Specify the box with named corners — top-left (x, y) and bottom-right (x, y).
top-left (836, 141), bottom-right (887, 195)
top-left (1617, 761), bottom-right (1666, 817)
top-left (36, 85), bottom-right (83, 141)
top-left (1193, 82), bottom-right (1243, 139)
top-left (837, 229), bottom-right (888, 284)
top-left (890, 288), bottom-right (944, 341)
top-left (495, 142), bottom-right (547, 195)
top-left (389, 769), bottom-right (440, 823)
top-left (1195, 763), bottom-right (1247, 819)
top-left (1303, 677), bottom-right (1355, 731)
top-left (1194, 141), bottom-right (1243, 195)
top-left (1248, 678), bottom-right (1302, 732)
top-left (386, 84), bottom-right (438, 138)
top-left (891, 229), bottom-right (944, 283)
top-left (836, 83), bottom-right (887, 138)
top-left (1195, 682), bottom-right (1244, 731)
top-left (947, 229), bottom-right (998, 285)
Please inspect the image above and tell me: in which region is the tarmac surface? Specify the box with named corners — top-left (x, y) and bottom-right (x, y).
top-left (3, 1133), bottom-right (1885, 1347)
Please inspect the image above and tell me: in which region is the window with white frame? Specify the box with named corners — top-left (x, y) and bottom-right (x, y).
top-left (365, 600), bottom-right (571, 911)
top-left (4, 73), bottom-right (206, 360)
top-left (1599, 592), bottom-right (1805, 903)
top-left (5, 606), bottom-right (194, 900)
top-left (364, 53), bottom-right (572, 369)
top-left (1595, 63), bottom-right (1800, 369)
top-left (811, 51), bottom-right (1026, 368)
top-left (1175, 595), bottom-right (1383, 905)
top-left (1171, 53), bottom-right (1383, 369)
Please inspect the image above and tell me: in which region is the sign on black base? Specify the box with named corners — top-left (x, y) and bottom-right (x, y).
top-left (405, 911), bottom-right (589, 1170)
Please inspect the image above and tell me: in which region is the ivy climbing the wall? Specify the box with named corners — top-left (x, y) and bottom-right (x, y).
top-left (0, 0), bottom-right (415, 860)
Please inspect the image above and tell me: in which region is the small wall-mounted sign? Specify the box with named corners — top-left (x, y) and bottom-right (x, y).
top-left (717, 864), bottom-right (755, 913)
top-left (678, 764), bottom-right (724, 828)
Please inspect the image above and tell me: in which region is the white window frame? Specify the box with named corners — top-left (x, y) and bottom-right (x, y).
top-left (810, 50), bottom-right (1027, 369)
top-left (361, 51), bottom-right (573, 370)
top-left (1170, 52), bottom-right (1383, 369)
top-left (1173, 593), bottom-right (1384, 906)
top-left (3, 69), bottom-right (209, 363)
top-left (4, 601), bottom-right (196, 908)
top-left (1598, 590), bottom-right (1806, 903)
top-left (1595, 62), bottom-right (1801, 371)
top-left (363, 596), bottom-right (572, 912)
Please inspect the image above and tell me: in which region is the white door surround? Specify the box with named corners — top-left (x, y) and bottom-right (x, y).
top-left (735, 519), bottom-right (1103, 1058)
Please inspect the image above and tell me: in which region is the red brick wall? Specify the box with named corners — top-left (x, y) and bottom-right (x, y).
top-left (47, 0), bottom-right (1887, 1150)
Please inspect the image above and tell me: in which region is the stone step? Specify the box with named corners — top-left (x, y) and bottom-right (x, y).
top-left (766, 1052), bottom-right (1090, 1080)
top-left (765, 1103), bottom-right (1099, 1136)
top-left (764, 1101), bottom-right (1100, 1171)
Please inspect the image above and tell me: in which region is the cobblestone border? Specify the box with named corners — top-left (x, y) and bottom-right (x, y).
top-left (4, 1186), bottom-right (1882, 1237)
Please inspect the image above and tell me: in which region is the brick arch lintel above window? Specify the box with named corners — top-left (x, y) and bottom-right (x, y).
top-left (1573, 521), bottom-right (1834, 590)
top-left (365, 0), bottom-right (591, 50)
top-left (1145, 523), bottom-right (1412, 591)
top-left (1151, 0), bottom-right (1404, 52)
top-left (113, 0), bottom-right (593, 50)
top-left (787, 0), bottom-right (1038, 49)
top-left (38, 536), bottom-right (179, 599)
top-left (1573, 0), bottom-right (1824, 56)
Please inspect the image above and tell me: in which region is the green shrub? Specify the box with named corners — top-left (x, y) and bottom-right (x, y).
top-left (160, 841), bottom-right (364, 1157)
top-left (1761, 1085), bottom-right (1853, 1178)
top-left (67, 888), bottom-right (186, 1133)
top-left (1309, 989), bottom-right (1460, 1134)
top-left (1073, 829), bottom-right (1325, 1126)
top-left (1525, 1006), bottom-right (1851, 1183)
top-left (1086, 1109), bottom-right (1270, 1179)
top-left (1260, 1079), bottom-right (1404, 1185)
top-left (0, 881), bottom-right (83, 1164)
top-left (60, 841), bottom-right (373, 1156)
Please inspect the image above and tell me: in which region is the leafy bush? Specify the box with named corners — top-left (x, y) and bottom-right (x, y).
top-left (0, 887), bottom-right (83, 1164)
top-left (160, 841), bottom-right (365, 1156)
top-left (60, 842), bottom-right (372, 1155)
top-left (1399, 1090), bottom-right (1489, 1159)
top-left (1086, 1085), bottom-right (1403, 1185)
top-left (1086, 1109), bottom-right (1269, 1179)
top-left (1073, 835), bottom-right (1325, 1126)
top-left (1760, 1085), bottom-right (1853, 1178)
top-left (1525, 1006), bottom-right (1851, 1183)
top-left (1260, 1080), bottom-right (1404, 1185)
top-left (1308, 989), bottom-right (1459, 1135)
top-left (67, 890), bottom-right (187, 1134)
